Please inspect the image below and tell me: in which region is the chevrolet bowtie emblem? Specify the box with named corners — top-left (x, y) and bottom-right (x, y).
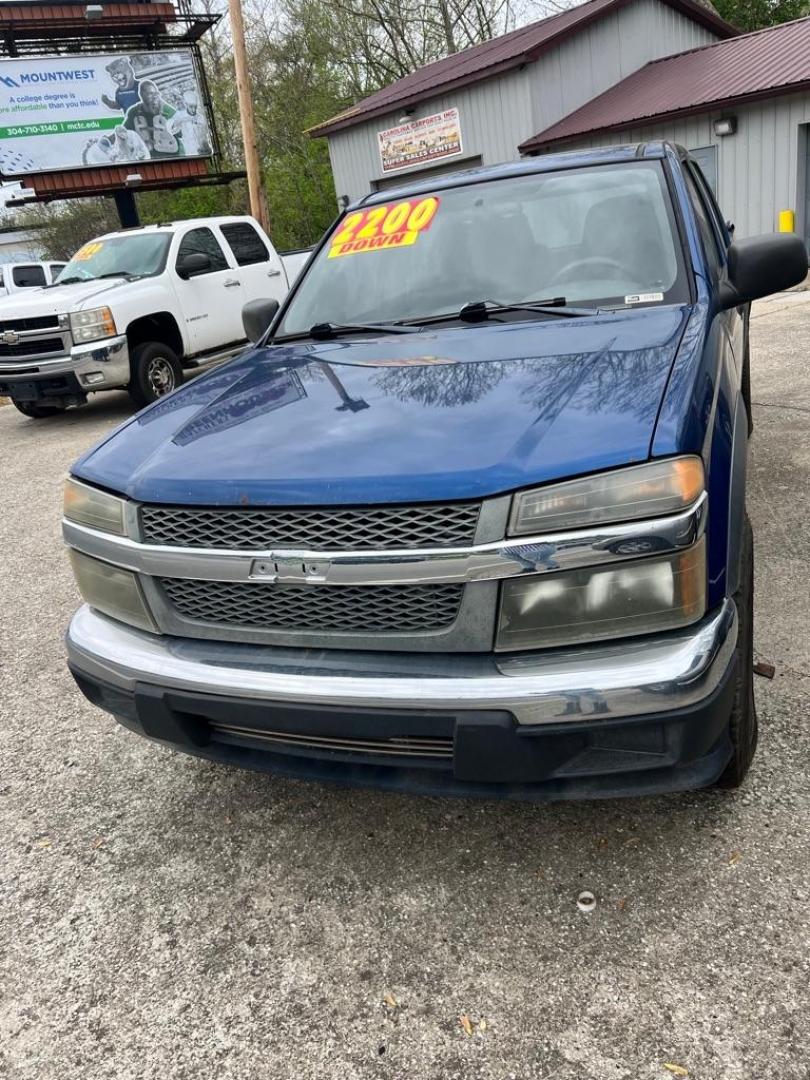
top-left (250, 556), bottom-right (330, 583)
top-left (1, 330), bottom-right (20, 345)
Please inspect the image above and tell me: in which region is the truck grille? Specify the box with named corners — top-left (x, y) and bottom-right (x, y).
top-left (141, 501), bottom-right (480, 551)
top-left (0, 316), bottom-right (60, 333)
top-left (160, 578), bottom-right (463, 634)
top-left (0, 337), bottom-right (64, 358)
top-left (211, 724), bottom-right (455, 760)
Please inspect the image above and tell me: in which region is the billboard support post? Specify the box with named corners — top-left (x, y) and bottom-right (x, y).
top-left (228, 0), bottom-right (269, 234)
top-left (114, 189), bottom-right (140, 228)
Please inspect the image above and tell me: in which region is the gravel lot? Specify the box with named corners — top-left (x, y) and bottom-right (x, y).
top-left (2, 300), bottom-right (809, 1080)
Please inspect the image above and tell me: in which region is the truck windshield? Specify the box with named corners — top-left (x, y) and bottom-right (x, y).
top-left (277, 161), bottom-right (687, 335)
top-left (54, 233), bottom-right (171, 284)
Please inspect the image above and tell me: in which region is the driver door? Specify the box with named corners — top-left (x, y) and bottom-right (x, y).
top-left (172, 226), bottom-right (246, 354)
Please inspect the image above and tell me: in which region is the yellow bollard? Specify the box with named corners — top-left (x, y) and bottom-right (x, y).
top-left (778, 209), bottom-right (795, 232)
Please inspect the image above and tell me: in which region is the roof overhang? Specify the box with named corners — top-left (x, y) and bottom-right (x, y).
top-left (520, 81), bottom-right (810, 153)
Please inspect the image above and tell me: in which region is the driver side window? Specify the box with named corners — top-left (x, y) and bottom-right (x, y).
top-left (176, 228), bottom-right (228, 275)
top-left (684, 169), bottom-right (722, 277)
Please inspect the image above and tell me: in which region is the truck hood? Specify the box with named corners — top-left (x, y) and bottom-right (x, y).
top-left (73, 306), bottom-right (691, 506)
top-left (0, 278), bottom-right (129, 318)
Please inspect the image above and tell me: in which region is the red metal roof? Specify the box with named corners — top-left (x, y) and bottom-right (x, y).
top-left (310, 0), bottom-right (736, 137)
top-left (0, 2), bottom-right (176, 32)
top-left (520, 14), bottom-right (810, 150)
top-left (22, 159), bottom-right (208, 200)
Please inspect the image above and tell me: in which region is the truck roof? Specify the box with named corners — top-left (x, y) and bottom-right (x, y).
top-left (94, 215), bottom-right (261, 243)
top-left (358, 141), bottom-right (678, 208)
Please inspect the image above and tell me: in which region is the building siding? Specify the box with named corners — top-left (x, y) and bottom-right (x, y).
top-left (527, 0), bottom-right (716, 135)
top-left (554, 91), bottom-right (810, 237)
top-left (325, 0), bottom-right (720, 203)
top-left (326, 67), bottom-right (533, 203)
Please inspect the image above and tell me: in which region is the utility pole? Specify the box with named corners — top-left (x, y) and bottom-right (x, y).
top-left (228, 0), bottom-right (269, 233)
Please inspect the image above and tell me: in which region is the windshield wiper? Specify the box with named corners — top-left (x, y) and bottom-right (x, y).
top-left (307, 321), bottom-right (420, 340)
top-left (457, 297), bottom-right (597, 321)
top-left (48, 270), bottom-right (141, 289)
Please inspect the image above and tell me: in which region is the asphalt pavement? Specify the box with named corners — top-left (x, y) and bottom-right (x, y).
top-left (1, 300), bottom-right (809, 1080)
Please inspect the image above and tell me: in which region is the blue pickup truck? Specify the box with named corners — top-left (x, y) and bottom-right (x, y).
top-left (63, 143), bottom-right (807, 800)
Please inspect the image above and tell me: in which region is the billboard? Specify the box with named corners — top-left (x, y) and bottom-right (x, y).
top-left (377, 108), bottom-right (463, 174)
top-left (0, 50), bottom-right (212, 176)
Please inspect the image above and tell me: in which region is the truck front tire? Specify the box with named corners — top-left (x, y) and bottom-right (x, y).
top-left (716, 515), bottom-right (758, 788)
top-left (12, 400), bottom-right (67, 419)
top-left (128, 342), bottom-right (183, 408)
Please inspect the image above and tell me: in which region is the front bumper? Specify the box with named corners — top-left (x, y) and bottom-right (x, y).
top-left (0, 336), bottom-right (129, 402)
top-left (67, 600), bottom-right (739, 799)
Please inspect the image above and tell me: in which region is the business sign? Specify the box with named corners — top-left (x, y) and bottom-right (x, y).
top-left (0, 50), bottom-right (212, 176)
top-left (377, 108), bottom-right (462, 174)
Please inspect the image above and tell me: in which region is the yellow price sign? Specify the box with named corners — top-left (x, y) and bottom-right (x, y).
top-left (329, 197), bottom-right (440, 258)
top-left (75, 241), bottom-right (104, 261)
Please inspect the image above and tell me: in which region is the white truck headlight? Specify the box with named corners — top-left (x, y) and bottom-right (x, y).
top-left (70, 306), bottom-right (117, 344)
top-left (496, 539), bottom-right (706, 651)
top-left (509, 457), bottom-right (704, 535)
top-left (69, 550), bottom-right (158, 633)
top-left (64, 478), bottom-right (126, 535)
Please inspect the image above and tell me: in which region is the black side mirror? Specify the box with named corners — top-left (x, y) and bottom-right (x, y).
top-left (242, 297), bottom-right (280, 343)
top-left (719, 233), bottom-right (808, 309)
top-left (177, 252), bottom-right (211, 279)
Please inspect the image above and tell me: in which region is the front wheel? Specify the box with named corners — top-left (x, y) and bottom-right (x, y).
top-left (715, 515), bottom-right (758, 788)
top-left (128, 342), bottom-right (183, 408)
top-left (12, 399), bottom-right (67, 419)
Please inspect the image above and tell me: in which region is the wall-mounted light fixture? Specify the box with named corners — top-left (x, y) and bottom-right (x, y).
top-left (713, 117), bottom-right (737, 137)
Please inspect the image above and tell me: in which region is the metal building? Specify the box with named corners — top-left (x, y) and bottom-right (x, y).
top-left (310, 0), bottom-right (810, 243)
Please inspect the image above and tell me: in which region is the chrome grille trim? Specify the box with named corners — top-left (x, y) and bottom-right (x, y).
top-left (211, 725), bottom-right (454, 758)
top-left (159, 578), bottom-right (464, 634)
top-left (140, 501), bottom-right (481, 550)
top-left (64, 493), bottom-right (708, 587)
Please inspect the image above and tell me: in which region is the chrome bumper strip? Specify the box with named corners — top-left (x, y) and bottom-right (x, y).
top-left (67, 598), bottom-right (736, 726)
top-left (0, 335), bottom-right (129, 388)
top-left (63, 493), bottom-right (706, 587)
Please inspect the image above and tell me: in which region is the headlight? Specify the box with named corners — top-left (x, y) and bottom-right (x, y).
top-left (496, 539), bottom-right (706, 651)
top-left (64, 478), bottom-right (126, 535)
top-left (70, 306), bottom-right (117, 344)
top-left (509, 457), bottom-right (704, 535)
top-left (69, 550), bottom-right (158, 633)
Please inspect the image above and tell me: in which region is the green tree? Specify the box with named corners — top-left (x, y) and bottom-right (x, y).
top-left (14, 198), bottom-right (118, 260)
top-left (711, 0), bottom-right (807, 30)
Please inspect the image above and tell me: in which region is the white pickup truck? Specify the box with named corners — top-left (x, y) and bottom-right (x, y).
top-left (0, 216), bottom-right (306, 419)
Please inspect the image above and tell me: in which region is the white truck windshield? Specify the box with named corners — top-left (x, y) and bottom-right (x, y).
top-left (54, 233), bottom-right (171, 283)
top-left (278, 161), bottom-right (686, 334)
